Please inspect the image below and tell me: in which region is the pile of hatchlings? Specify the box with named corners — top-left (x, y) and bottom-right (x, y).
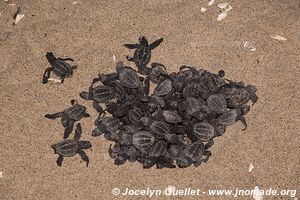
top-left (44, 36), bottom-right (258, 169)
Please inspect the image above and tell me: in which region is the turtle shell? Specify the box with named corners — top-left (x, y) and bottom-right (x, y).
top-left (185, 97), bottom-right (202, 116)
top-left (129, 107), bottom-right (143, 125)
top-left (184, 142), bottom-right (205, 162)
top-left (193, 122), bottom-right (215, 142)
top-left (132, 131), bottom-right (155, 153)
top-left (217, 109), bottom-right (238, 126)
top-left (163, 110), bottom-right (182, 123)
top-left (182, 83), bottom-right (200, 97)
top-left (52, 60), bottom-right (73, 77)
top-left (92, 85), bottom-right (114, 103)
top-left (134, 46), bottom-right (151, 67)
top-left (65, 104), bottom-right (87, 121)
top-left (207, 94), bottom-right (227, 114)
top-left (150, 121), bottom-right (170, 138)
top-left (119, 67), bottom-right (141, 88)
top-left (149, 140), bottom-right (167, 157)
top-left (153, 79), bottom-right (172, 96)
top-left (51, 139), bottom-right (78, 157)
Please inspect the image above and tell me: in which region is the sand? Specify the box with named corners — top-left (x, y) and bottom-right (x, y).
top-left (0, 0), bottom-right (299, 199)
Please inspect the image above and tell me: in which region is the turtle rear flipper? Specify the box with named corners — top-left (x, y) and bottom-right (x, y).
top-left (45, 112), bottom-right (63, 119)
top-left (74, 123), bottom-right (82, 140)
top-left (78, 150), bottom-right (89, 167)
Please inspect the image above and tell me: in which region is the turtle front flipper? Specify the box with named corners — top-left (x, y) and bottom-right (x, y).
top-left (64, 120), bottom-right (74, 139)
top-left (45, 112), bottom-right (63, 119)
top-left (149, 38), bottom-right (163, 50)
top-left (56, 155), bottom-right (64, 166)
top-left (124, 44), bottom-right (139, 49)
top-left (42, 67), bottom-right (52, 84)
top-left (78, 150), bottom-right (89, 167)
top-left (57, 57), bottom-right (74, 62)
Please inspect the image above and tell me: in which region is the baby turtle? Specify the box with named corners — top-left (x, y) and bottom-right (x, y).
top-left (125, 36), bottom-right (164, 75)
top-left (42, 52), bottom-right (77, 84)
top-left (93, 116), bottom-right (120, 136)
top-left (45, 100), bottom-right (90, 139)
top-left (192, 122), bottom-right (215, 142)
top-left (163, 110), bottom-right (182, 124)
top-left (149, 140), bottom-right (167, 157)
top-left (51, 123), bottom-right (92, 167)
top-left (80, 84), bottom-right (113, 113)
top-left (153, 79), bottom-right (173, 96)
top-left (116, 62), bottom-right (141, 88)
top-left (132, 131), bottom-right (155, 154)
top-left (150, 121), bottom-right (170, 138)
top-left (207, 94), bottom-right (227, 114)
top-left (218, 105), bottom-right (250, 130)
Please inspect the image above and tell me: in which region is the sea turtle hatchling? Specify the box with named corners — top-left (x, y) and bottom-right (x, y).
top-left (132, 131), bottom-right (155, 154)
top-left (80, 84), bottom-right (114, 114)
top-left (125, 36), bottom-right (164, 75)
top-left (51, 123), bottom-right (92, 167)
top-left (45, 100), bottom-right (90, 139)
top-left (42, 52), bottom-right (77, 84)
top-left (217, 104), bottom-right (250, 130)
top-left (116, 62), bottom-right (141, 88)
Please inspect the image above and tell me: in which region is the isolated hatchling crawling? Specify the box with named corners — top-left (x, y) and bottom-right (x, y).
top-left (51, 123), bottom-right (92, 167)
top-left (42, 52), bottom-right (77, 84)
top-left (125, 36), bottom-right (163, 75)
top-left (45, 100), bottom-right (90, 139)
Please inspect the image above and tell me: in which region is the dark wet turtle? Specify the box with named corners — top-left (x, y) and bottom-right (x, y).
top-left (192, 122), bottom-right (215, 142)
top-left (45, 100), bottom-right (90, 138)
top-left (42, 52), bottom-right (77, 84)
top-left (163, 110), bottom-right (182, 124)
top-left (116, 62), bottom-right (141, 88)
top-left (132, 131), bottom-right (155, 154)
top-left (217, 105), bottom-right (250, 130)
top-left (51, 123), bottom-right (92, 166)
top-left (125, 36), bottom-right (163, 75)
top-left (207, 94), bottom-right (227, 114)
top-left (153, 79), bottom-right (173, 96)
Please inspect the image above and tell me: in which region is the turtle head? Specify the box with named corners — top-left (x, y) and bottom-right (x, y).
top-left (46, 52), bottom-right (56, 63)
top-left (79, 141), bottom-right (92, 149)
top-left (79, 91), bottom-right (91, 100)
top-left (139, 36), bottom-right (148, 46)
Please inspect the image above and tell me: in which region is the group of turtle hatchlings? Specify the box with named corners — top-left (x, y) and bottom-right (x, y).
top-left (44, 36), bottom-right (258, 169)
